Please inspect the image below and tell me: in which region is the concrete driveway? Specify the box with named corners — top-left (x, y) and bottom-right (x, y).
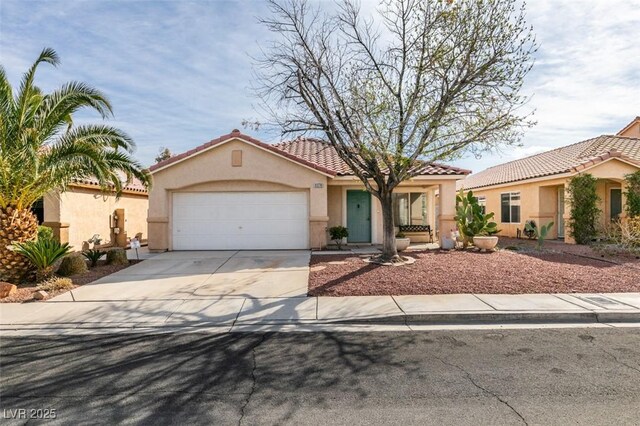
top-left (54, 250), bottom-right (311, 302)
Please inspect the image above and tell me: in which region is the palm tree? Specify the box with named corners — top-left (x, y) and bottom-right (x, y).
top-left (0, 48), bottom-right (151, 282)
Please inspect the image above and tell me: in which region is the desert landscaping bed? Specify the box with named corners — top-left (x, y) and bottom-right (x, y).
top-left (1, 260), bottom-right (141, 304)
top-left (308, 248), bottom-right (640, 297)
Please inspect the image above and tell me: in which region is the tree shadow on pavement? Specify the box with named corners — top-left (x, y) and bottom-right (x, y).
top-left (0, 331), bottom-right (421, 425)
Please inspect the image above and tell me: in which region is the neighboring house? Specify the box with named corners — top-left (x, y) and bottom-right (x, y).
top-left (460, 117), bottom-right (640, 243)
top-left (37, 177), bottom-right (149, 251)
top-left (147, 129), bottom-right (470, 251)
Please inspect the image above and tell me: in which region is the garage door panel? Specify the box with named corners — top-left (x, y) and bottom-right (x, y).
top-left (172, 192), bottom-right (309, 250)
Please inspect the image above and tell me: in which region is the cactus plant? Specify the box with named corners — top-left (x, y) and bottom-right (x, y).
top-left (525, 220), bottom-right (554, 250)
top-left (455, 189), bottom-right (499, 247)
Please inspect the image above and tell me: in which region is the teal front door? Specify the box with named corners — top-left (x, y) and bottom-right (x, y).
top-left (347, 190), bottom-right (371, 243)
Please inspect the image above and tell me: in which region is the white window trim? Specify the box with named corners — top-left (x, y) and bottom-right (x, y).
top-left (500, 192), bottom-right (521, 224)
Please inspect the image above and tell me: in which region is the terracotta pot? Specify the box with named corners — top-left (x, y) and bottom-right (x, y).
top-left (473, 236), bottom-right (499, 252)
top-left (395, 237), bottom-right (411, 251)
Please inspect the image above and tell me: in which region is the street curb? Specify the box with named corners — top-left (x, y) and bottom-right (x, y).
top-left (327, 310), bottom-right (640, 325)
top-left (3, 310), bottom-right (640, 331)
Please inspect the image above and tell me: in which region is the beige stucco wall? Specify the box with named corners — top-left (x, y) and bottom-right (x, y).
top-left (148, 138), bottom-right (329, 250)
top-left (44, 186), bottom-right (148, 251)
top-left (326, 179), bottom-right (457, 245)
top-left (469, 158), bottom-right (640, 242)
top-left (471, 178), bottom-right (564, 239)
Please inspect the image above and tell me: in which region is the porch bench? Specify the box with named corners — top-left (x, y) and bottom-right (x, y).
top-left (398, 225), bottom-right (434, 243)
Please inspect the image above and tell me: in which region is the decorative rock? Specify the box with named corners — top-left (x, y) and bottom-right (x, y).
top-left (328, 261), bottom-right (347, 265)
top-left (0, 282), bottom-right (17, 298)
top-left (33, 290), bottom-right (49, 300)
top-left (106, 248), bottom-right (129, 265)
top-left (310, 265), bottom-right (326, 272)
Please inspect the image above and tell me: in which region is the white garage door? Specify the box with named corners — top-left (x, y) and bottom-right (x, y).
top-left (172, 192), bottom-right (309, 250)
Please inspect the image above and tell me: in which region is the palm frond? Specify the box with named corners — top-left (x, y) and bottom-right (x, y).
top-left (35, 81), bottom-right (114, 142)
top-left (0, 49), bottom-right (150, 210)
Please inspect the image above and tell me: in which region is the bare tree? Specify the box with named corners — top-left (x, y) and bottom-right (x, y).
top-left (255, 0), bottom-right (536, 262)
top-left (154, 147), bottom-right (173, 163)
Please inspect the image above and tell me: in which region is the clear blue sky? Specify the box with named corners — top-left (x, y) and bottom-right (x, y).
top-left (1, 0), bottom-right (639, 173)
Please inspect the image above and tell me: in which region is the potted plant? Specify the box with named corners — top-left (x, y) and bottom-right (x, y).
top-left (395, 232), bottom-right (411, 251)
top-left (455, 189), bottom-right (500, 251)
top-left (470, 214), bottom-right (500, 252)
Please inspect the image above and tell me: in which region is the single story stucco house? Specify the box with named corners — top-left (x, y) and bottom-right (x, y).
top-left (460, 117), bottom-right (640, 243)
top-left (37, 177), bottom-right (149, 251)
top-left (147, 129), bottom-right (470, 251)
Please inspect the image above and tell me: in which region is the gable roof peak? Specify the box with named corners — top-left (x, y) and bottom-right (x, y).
top-left (617, 116), bottom-right (640, 137)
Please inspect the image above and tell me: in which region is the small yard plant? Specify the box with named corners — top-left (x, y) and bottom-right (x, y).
top-left (605, 217), bottom-right (640, 250)
top-left (10, 239), bottom-right (71, 282)
top-left (57, 255), bottom-right (88, 276)
top-left (83, 249), bottom-right (107, 267)
top-left (37, 225), bottom-right (54, 241)
top-left (37, 277), bottom-right (73, 293)
top-left (328, 226), bottom-right (349, 250)
top-left (567, 174), bottom-right (600, 244)
top-left (525, 220), bottom-right (554, 250)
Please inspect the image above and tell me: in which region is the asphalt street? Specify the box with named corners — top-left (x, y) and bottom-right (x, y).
top-left (1, 328), bottom-right (640, 425)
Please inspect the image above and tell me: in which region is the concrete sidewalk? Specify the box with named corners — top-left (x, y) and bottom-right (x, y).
top-left (2, 292), bottom-right (640, 333)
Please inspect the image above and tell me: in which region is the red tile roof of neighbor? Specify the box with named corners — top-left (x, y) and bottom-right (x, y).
top-left (150, 130), bottom-right (470, 177)
top-left (461, 135), bottom-right (640, 190)
top-left (72, 173), bottom-right (148, 193)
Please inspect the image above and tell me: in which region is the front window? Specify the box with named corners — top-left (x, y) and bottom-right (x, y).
top-left (501, 192), bottom-right (521, 223)
top-left (392, 193), bottom-right (428, 226)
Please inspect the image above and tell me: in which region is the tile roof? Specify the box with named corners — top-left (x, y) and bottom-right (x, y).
top-left (461, 135), bottom-right (640, 190)
top-left (149, 130), bottom-right (337, 176)
top-left (274, 137), bottom-right (470, 176)
top-left (150, 130), bottom-right (470, 177)
top-left (71, 172), bottom-right (148, 194)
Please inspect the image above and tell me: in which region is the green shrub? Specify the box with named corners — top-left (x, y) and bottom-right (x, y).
top-left (10, 239), bottom-right (71, 282)
top-left (624, 171), bottom-right (640, 218)
top-left (37, 225), bottom-right (54, 242)
top-left (106, 248), bottom-right (129, 265)
top-left (328, 226), bottom-right (349, 250)
top-left (37, 277), bottom-right (73, 292)
top-left (57, 255), bottom-right (88, 276)
top-left (82, 249), bottom-right (106, 267)
top-left (567, 174), bottom-right (600, 244)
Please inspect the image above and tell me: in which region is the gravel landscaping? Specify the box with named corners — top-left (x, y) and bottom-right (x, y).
top-left (308, 246), bottom-right (640, 297)
top-left (0, 260), bottom-right (141, 303)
